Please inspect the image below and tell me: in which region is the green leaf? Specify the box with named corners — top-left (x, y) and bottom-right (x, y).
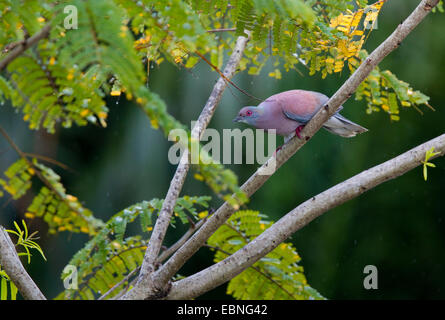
top-left (9, 282), bottom-right (17, 300)
top-left (208, 210), bottom-right (324, 300)
top-left (1, 278), bottom-right (7, 300)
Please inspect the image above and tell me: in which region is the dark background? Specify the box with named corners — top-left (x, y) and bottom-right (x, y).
top-left (1, 0), bottom-right (445, 299)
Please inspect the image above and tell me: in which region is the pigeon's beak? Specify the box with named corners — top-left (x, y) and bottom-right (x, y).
top-left (233, 116), bottom-right (242, 123)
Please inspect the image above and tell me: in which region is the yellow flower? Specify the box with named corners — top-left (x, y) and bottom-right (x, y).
top-left (98, 112), bottom-right (108, 119)
top-left (4, 185), bottom-right (16, 195)
top-left (150, 118), bottom-right (159, 129)
top-left (80, 226), bottom-right (89, 233)
top-left (198, 211), bottom-right (208, 219)
top-left (53, 216), bottom-right (62, 223)
top-left (80, 109), bottom-right (89, 117)
top-left (25, 212), bottom-right (35, 219)
top-left (66, 195), bottom-right (78, 202)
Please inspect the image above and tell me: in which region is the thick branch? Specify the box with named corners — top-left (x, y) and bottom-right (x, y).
top-left (167, 133), bottom-right (445, 299)
top-left (122, 34), bottom-right (250, 299)
top-left (0, 226), bottom-right (46, 300)
top-left (155, 0), bottom-right (439, 289)
top-left (0, 24), bottom-right (51, 71)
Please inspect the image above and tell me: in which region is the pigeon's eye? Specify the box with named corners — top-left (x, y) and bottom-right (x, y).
top-left (246, 110), bottom-right (253, 116)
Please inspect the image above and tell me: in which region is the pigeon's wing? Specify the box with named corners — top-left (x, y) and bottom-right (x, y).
top-left (282, 110), bottom-right (312, 124)
top-left (278, 90), bottom-right (328, 124)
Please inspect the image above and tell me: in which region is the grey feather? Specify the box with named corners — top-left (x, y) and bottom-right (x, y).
top-left (323, 113), bottom-right (368, 138)
top-left (283, 110), bottom-right (312, 124)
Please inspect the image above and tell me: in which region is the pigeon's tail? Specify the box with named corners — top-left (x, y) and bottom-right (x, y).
top-left (323, 113), bottom-right (368, 138)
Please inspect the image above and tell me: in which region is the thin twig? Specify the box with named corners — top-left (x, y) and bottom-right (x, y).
top-left (23, 153), bottom-right (75, 173)
top-left (111, 219), bottom-right (206, 299)
top-left (206, 28), bottom-right (237, 33)
top-left (98, 267), bottom-right (140, 300)
top-left (0, 24), bottom-right (51, 71)
top-left (0, 126), bottom-right (94, 227)
top-left (194, 50), bottom-right (263, 102)
top-left (158, 218), bottom-right (206, 262)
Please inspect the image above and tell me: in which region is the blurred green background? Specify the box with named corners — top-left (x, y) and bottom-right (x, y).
top-left (1, 0), bottom-right (445, 299)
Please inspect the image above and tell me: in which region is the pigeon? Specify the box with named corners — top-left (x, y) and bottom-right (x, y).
top-left (233, 89), bottom-right (368, 143)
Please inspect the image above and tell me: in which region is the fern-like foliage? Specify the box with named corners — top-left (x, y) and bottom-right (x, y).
top-left (0, 157), bottom-right (103, 235)
top-left (208, 210), bottom-right (324, 300)
top-left (6, 50), bottom-right (107, 133)
top-left (0, 0), bottom-right (50, 48)
top-left (26, 160), bottom-right (103, 235)
top-left (299, 0), bottom-right (385, 78)
top-left (0, 158), bottom-right (34, 199)
top-left (59, 195), bottom-right (210, 300)
top-left (353, 51), bottom-right (432, 120)
top-left (52, 0), bottom-right (145, 94)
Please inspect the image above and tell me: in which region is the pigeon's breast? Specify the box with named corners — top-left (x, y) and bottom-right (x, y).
top-left (256, 101), bottom-right (302, 136)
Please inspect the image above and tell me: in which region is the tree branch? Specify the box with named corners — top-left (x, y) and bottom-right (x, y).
top-left (206, 28), bottom-right (237, 33)
top-left (167, 133), bottom-right (445, 299)
top-left (0, 23), bottom-right (51, 71)
top-left (154, 0), bottom-right (439, 291)
top-left (121, 34), bottom-right (250, 299)
top-left (108, 219), bottom-right (206, 300)
top-left (0, 226), bottom-right (46, 300)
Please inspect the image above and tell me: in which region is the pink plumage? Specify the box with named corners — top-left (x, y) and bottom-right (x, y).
top-left (234, 89), bottom-right (368, 141)
top-left (267, 89), bottom-right (327, 118)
